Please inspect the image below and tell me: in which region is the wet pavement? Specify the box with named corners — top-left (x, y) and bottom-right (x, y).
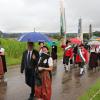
top-left (0, 61), bottom-right (100, 100)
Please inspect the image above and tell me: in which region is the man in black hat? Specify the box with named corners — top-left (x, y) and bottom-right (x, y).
top-left (21, 42), bottom-right (39, 100)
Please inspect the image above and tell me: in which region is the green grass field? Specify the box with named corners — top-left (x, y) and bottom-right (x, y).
top-left (0, 38), bottom-right (26, 67)
top-left (0, 38), bottom-right (63, 68)
top-left (79, 79), bottom-right (100, 100)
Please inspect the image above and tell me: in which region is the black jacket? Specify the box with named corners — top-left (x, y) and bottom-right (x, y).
top-left (21, 49), bottom-right (39, 87)
top-left (51, 45), bottom-right (57, 60)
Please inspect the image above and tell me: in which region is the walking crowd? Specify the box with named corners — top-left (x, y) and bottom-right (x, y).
top-left (61, 38), bottom-right (100, 75)
top-left (0, 38), bottom-right (100, 100)
top-left (20, 42), bottom-right (57, 100)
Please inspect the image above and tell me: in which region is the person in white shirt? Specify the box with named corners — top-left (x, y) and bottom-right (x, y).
top-left (35, 46), bottom-right (53, 100)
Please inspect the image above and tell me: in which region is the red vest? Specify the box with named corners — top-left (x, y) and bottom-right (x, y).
top-left (61, 44), bottom-right (73, 58)
top-left (76, 47), bottom-right (89, 63)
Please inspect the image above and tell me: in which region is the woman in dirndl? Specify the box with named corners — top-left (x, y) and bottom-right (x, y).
top-left (35, 46), bottom-right (53, 100)
top-left (89, 46), bottom-right (98, 71)
top-left (0, 46), bottom-right (7, 80)
top-left (0, 54), bottom-right (4, 79)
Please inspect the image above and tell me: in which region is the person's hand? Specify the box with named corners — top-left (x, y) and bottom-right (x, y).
top-left (32, 54), bottom-right (36, 60)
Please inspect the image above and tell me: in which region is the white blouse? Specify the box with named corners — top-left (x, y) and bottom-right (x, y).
top-left (42, 57), bottom-right (53, 67)
top-left (0, 48), bottom-right (5, 53)
top-left (48, 57), bottom-right (53, 67)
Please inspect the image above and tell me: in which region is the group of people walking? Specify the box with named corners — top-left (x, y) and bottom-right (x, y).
top-left (21, 42), bottom-right (57, 100)
top-left (61, 40), bottom-right (89, 75)
top-left (0, 40), bottom-right (57, 100)
top-left (0, 39), bottom-right (100, 100)
top-left (61, 39), bottom-right (100, 76)
top-left (21, 39), bottom-right (94, 100)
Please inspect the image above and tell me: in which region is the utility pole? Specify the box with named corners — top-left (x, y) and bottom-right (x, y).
top-left (60, 0), bottom-right (66, 35)
top-left (60, 0), bottom-right (66, 44)
top-left (78, 18), bottom-right (83, 43)
top-left (89, 24), bottom-right (92, 39)
top-left (34, 28), bottom-right (35, 32)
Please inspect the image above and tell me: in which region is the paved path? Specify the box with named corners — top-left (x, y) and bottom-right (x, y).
top-left (0, 61), bottom-right (100, 100)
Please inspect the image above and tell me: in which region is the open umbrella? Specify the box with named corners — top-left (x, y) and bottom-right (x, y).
top-left (88, 41), bottom-right (100, 45)
top-left (70, 38), bottom-right (81, 44)
top-left (47, 41), bottom-right (59, 47)
top-left (18, 32), bottom-right (51, 42)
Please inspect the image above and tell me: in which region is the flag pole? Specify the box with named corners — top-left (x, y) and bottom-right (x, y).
top-left (60, 0), bottom-right (66, 44)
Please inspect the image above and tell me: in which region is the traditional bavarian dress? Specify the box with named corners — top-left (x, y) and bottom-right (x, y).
top-left (35, 53), bottom-right (53, 100)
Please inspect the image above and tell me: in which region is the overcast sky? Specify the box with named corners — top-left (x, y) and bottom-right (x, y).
top-left (0, 0), bottom-right (100, 33)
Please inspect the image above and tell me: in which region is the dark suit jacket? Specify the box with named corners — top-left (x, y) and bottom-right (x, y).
top-left (51, 45), bottom-right (57, 60)
top-left (21, 49), bottom-right (39, 87)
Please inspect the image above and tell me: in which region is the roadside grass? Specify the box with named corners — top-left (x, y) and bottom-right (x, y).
top-left (57, 43), bottom-right (63, 58)
top-left (93, 92), bottom-right (100, 100)
top-left (6, 57), bottom-right (21, 68)
top-left (0, 38), bottom-right (26, 68)
top-left (0, 38), bottom-right (63, 68)
top-left (79, 79), bottom-right (100, 100)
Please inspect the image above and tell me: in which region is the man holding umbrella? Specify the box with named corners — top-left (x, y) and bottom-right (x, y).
top-left (21, 42), bottom-right (39, 100)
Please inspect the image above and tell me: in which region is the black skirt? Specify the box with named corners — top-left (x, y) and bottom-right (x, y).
top-left (89, 52), bottom-right (98, 68)
top-left (51, 52), bottom-right (57, 60)
top-left (98, 53), bottom-right (100, 60)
